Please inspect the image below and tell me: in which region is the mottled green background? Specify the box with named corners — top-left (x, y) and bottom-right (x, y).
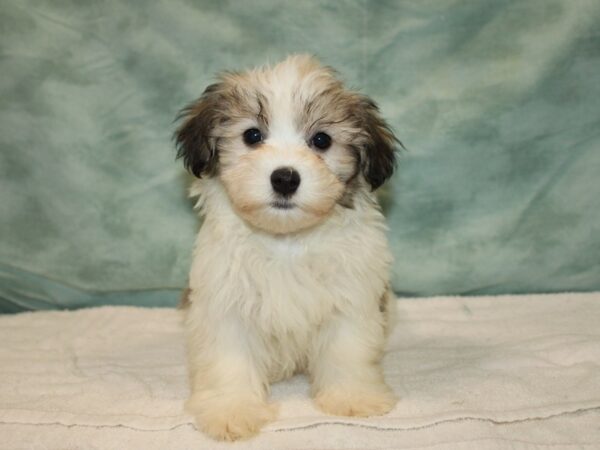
top-left (1, 0), bottom-right (599, 312)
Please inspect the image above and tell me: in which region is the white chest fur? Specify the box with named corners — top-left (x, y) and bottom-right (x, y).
top-left (186, 180), bottom-right (392, 379)
top-left (188, 180), bottom-right (391, 332)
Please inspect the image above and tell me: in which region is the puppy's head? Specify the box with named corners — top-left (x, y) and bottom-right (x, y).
top-left (175, 55), bottom-right (398, 234)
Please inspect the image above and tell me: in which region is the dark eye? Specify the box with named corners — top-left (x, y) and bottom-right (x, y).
top-left (243, 128), bottom-right (263, 146)
top-left (311, 132), bottom-right (332, 150)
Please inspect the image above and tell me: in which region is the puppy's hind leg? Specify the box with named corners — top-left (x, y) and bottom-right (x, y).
top-left (185, 316), bottom-right (277, 441)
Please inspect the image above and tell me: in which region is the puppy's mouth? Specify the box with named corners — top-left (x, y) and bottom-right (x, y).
top-left (270, 199), bottom-right (296, 210)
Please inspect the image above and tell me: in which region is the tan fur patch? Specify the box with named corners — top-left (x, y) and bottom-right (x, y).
top-left (179, 287), bottom-right (191, 309)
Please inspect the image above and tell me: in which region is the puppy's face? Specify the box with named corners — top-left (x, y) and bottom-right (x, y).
top-left (175, 55), bottom-right (397, 234)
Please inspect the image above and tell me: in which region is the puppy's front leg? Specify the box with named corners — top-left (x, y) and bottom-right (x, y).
top-left (185, 317), bottom-right (277, 441)
top-left (310, 312), bottom-right (397, 417)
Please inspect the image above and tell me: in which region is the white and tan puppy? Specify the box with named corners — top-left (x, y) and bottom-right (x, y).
top-left (175, 55), bottom-right (399, 441)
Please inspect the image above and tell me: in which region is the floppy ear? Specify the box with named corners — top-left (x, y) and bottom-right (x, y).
top-left (174, 83), bottom-right (223, 178)
top-left (358, 97), bottom-right (398, 190)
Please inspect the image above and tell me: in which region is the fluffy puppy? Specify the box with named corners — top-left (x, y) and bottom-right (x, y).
top-left (175, 55), bottom-right (399, 441)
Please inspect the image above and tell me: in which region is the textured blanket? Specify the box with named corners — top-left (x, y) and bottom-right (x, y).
top-left (1, 293), bottom-right (599, 449)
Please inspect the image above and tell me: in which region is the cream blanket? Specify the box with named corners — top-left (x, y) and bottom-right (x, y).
top-left (1, 293), bottom-right (599, 449)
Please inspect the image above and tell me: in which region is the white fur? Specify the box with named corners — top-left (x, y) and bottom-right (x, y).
top-left (182, 56), bottom-right (397, 441)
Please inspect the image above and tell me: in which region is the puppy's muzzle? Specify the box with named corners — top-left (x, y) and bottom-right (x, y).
top-left (271, 167), bottom-right (300, 197)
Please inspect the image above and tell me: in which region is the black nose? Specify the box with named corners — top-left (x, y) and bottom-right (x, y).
top-left (270, 167), bottom-right (301, 197)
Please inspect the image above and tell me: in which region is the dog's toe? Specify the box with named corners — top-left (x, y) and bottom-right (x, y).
top-left (314, 384), bottom-right (397, 417)
top-left (187, 396), bottom-right (278, 441)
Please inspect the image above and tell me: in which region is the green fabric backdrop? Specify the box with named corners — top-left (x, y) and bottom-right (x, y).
top-left (1, 0), bottom-right (599, 312)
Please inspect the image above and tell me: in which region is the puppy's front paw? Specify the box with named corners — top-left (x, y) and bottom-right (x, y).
top-left (314, 383), bottom-right (397, 417)
top-left (186, 394), bottom-right (278, 441)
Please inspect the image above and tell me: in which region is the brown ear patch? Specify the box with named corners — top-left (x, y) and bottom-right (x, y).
top-left (174, 83), bottom-right (225, 178)
top-left (359, 97), bottom-right (398, 191)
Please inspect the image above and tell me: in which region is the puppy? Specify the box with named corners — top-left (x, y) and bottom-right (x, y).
top-left (175, 55), bottom-right (398, 441)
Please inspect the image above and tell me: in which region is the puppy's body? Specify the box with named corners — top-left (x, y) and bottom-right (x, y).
top-left (177, 55), bottom-right (398, 441)
top-left (188, 179), bottom-right (392, 381)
